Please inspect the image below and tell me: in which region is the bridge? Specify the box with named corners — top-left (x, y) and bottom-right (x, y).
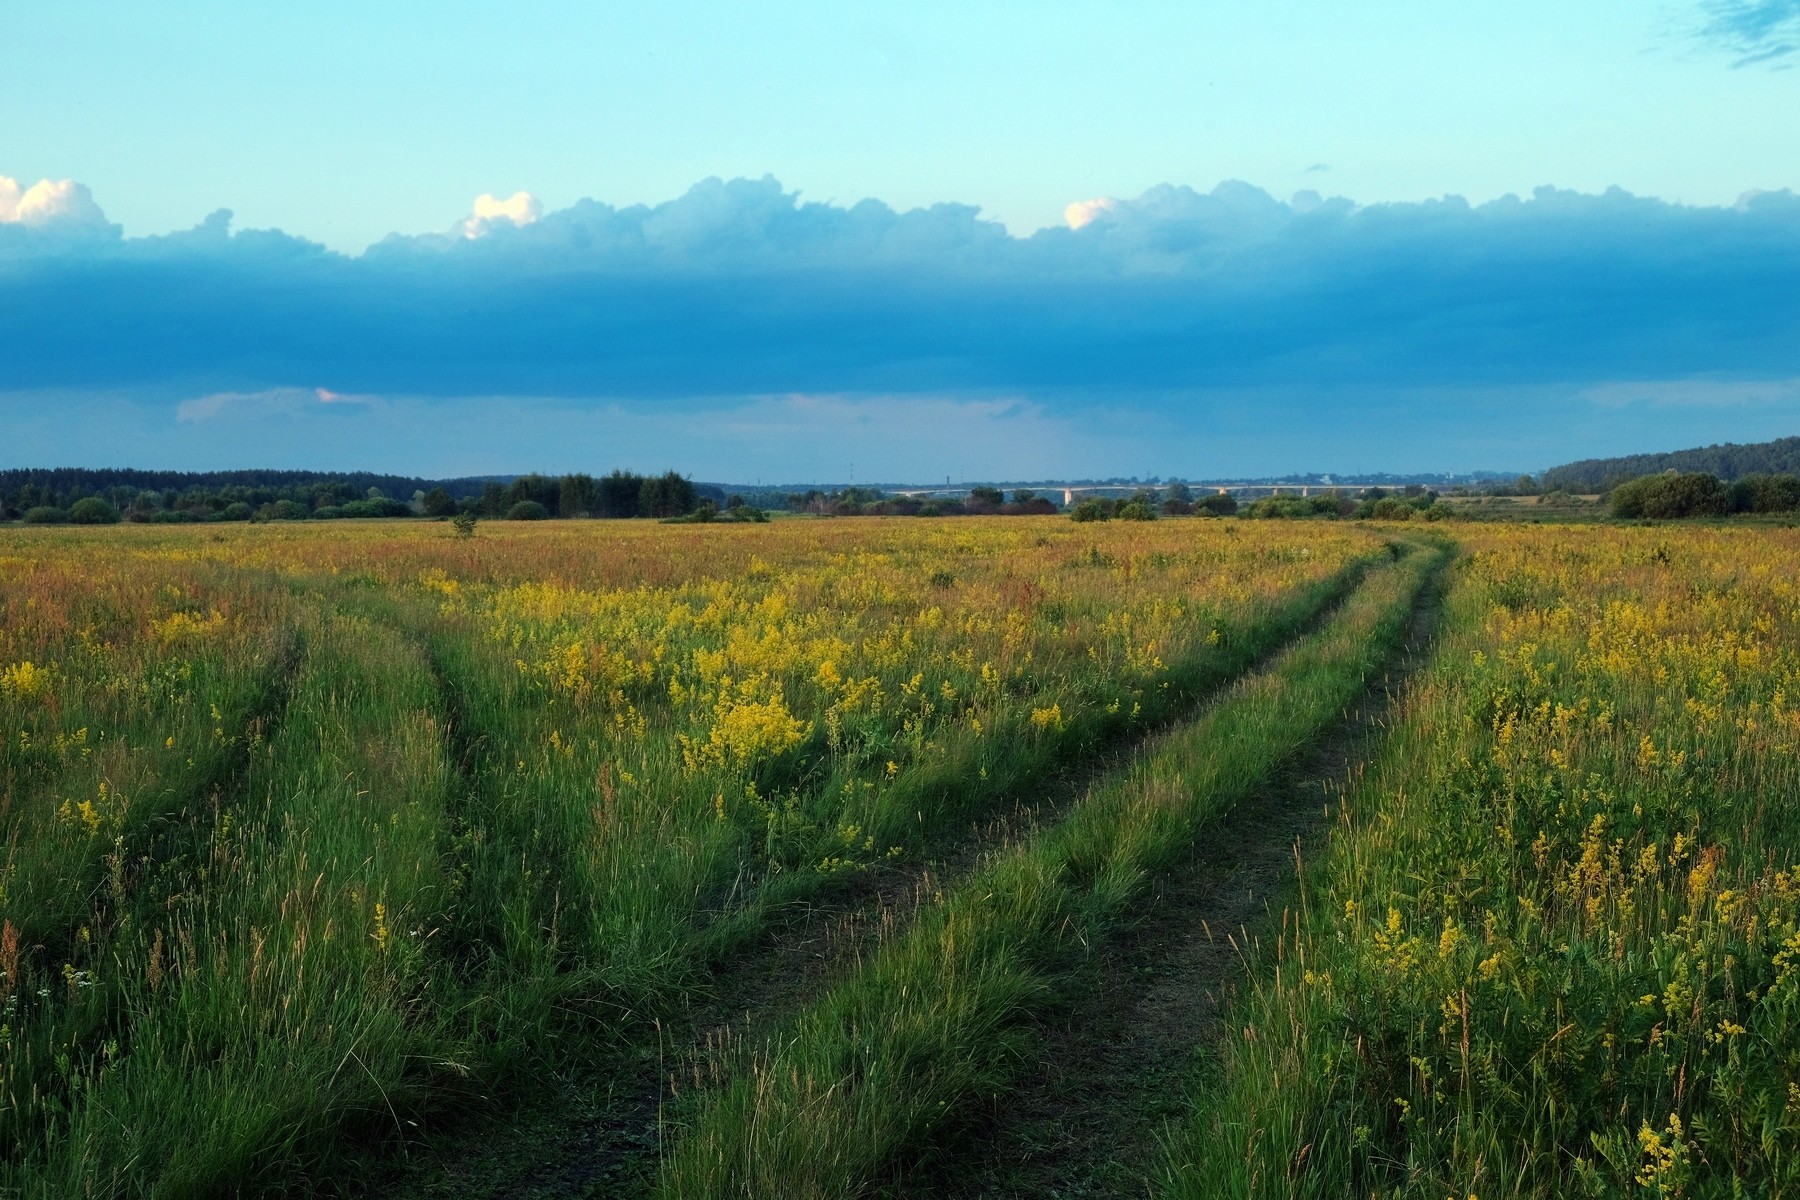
top-left (889, 482), bottom-right (1391, 505)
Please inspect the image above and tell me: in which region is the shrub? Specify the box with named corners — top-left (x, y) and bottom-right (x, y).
top-left (452, 512), bottom-right (478, 538)
top-left (221, 502), bottom-right (254, 522)
top-left (1161, 498), bottom-right (1195, 516)
top-left (506, 500), bottom-right (551, 521)
top-left (1361, 497), bottom-right (1415, 521)
top-left (1197, 493), bottom-right (1238, 516)
top-left (22, 506), bottom-right (69, 524)
top-left (1116, 499), bottom-right (1157, 521)
top-left (343, 497), bottom-right (410, 518)
top-left (271, 499), bottom-right (309, 521)
top-left (967, 486), bottom-right (1005, 509)
top-left (917, 503), bottom-right (943, 517)
top-left (1069, 498), bottom-right (1113, 523)
top-left (68, 497), bottom-right (121, 525)
top-left (1244, 495), bottom-right (1340, 520)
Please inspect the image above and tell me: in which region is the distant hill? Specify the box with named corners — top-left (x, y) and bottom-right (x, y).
top-left (1542, 436), bottom-right (1800, 491)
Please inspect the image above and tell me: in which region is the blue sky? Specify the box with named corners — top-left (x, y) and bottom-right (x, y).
top-left (4, 1), bottom-right (1799, 481)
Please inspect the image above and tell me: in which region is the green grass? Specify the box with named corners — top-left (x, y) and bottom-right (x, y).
top-left (652, 538), bottom-right (1446, 1199)
top-left (5, 606), bottom-right (458, 1196)
top-left (1162, 525), bottom-right (1800, 1199)
top-left (0, 525), bottom-right (1383, 1196)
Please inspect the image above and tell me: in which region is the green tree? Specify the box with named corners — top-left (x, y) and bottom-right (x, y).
top-left (967, 486), bottom-right (1005, 509)
top-left (1116, 498), bottom-right (1157, 521)
top-left (1728, 473), bottom-right (1800, 514)
top-left (597, 470), bottom-right (646, 518)
top-left (640, 471), bottom-right (698, 518)
top-left (420, 488), bottom-right (458, 517)
top-left (558, 473), bottom-right (600, 518)
top-left (1197, 493), bottom-right (1238, 516)
top-left (1610, 472), bottom-right (1731, 519)
top-left (1069, 497), bottom-right (1113, 523)
top-left (68, 497), bottom-right (121, 525)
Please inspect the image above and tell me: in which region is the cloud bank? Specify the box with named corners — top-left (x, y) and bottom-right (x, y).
top-left (3, 174), bottom-right (1800, 475)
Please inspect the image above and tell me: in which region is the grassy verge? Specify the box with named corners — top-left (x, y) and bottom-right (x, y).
top-left (652, 537), bottom-right (1446, 1199)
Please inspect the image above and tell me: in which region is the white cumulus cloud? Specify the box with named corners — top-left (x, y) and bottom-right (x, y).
top-left (1063, 197), bottom-right (1118, 230)
top-left (0, 176), bottom-right (109, 227)
top-left (459, 190), bottom-right (543, 239)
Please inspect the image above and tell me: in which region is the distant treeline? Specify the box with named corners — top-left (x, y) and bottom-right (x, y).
top-left (1543, 436), bottom-right (1800, 491)
top-left (778, 485), bottom-right (1059, 517)
top-left (0, 467), bottom-right (723, 524)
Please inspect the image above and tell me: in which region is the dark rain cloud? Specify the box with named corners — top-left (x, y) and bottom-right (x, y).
top-left (4, 175), bottom-right (1800, 410)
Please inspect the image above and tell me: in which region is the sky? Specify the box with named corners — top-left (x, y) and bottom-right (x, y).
top-left (4, 0), bottom-right (1800, 482)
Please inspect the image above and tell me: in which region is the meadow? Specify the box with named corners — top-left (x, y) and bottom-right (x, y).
top-left (0, 516), bottom-right (1795, 1198)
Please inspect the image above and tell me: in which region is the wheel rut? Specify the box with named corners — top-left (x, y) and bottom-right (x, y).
top-left (367, 561), bottom-right (1398, 1200)
top-left (888, 553), bottom-right (1449, 1199)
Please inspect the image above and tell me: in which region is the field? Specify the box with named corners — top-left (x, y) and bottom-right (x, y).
top-left (0, 517), bottom-right (1796, 1197)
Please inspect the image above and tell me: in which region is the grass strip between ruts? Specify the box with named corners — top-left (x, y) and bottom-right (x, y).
top-left (653, 536), bottom-right (1447, 1199)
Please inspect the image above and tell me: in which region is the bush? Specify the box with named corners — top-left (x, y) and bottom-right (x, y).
top-left (22, 506), bottom-right (69, 524)
top-left (1116, 499), bottom-right (1157, 521)
top-left (68, 497), bottom-right (121, 525)
top-left (343, 497), bottom-right (410, 519)
top-left (1160, 498), bottom-right (1195, 516)
top-left (1069, 497), bottom-right (1113, 523)
top-left (916, 503), bottom-right (943, 517)
top-left (271, 500), bottom-right (309, 521)
top-left (967, 486), bottom-right (1005, 510)
top-left (1244, 495), bottom-right (1341, 520)
top-left (221, 502), bottom-right (254, 522)
top-left (1609, 472), bottom-right (1731, 519)
top-left (506, 500), bottom-right (551, 521)
top-left (1197, 493), bottom-right (1239, 516)
top-left (1361, 497), bottom-right (1415, 521)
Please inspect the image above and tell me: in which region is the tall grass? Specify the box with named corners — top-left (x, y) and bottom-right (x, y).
top-left (1166, 525), bottom-right (1800, 1198)
top-left (5, 605), bottom-right (459, 1195)
top-left (0, 517), bottom-right (1381, 1195)
top-left (653, 537), bottom-right (1446, 1199)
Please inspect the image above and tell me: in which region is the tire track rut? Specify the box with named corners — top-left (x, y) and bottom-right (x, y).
top-left (889, 551), bottom-right (1449, 1199)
